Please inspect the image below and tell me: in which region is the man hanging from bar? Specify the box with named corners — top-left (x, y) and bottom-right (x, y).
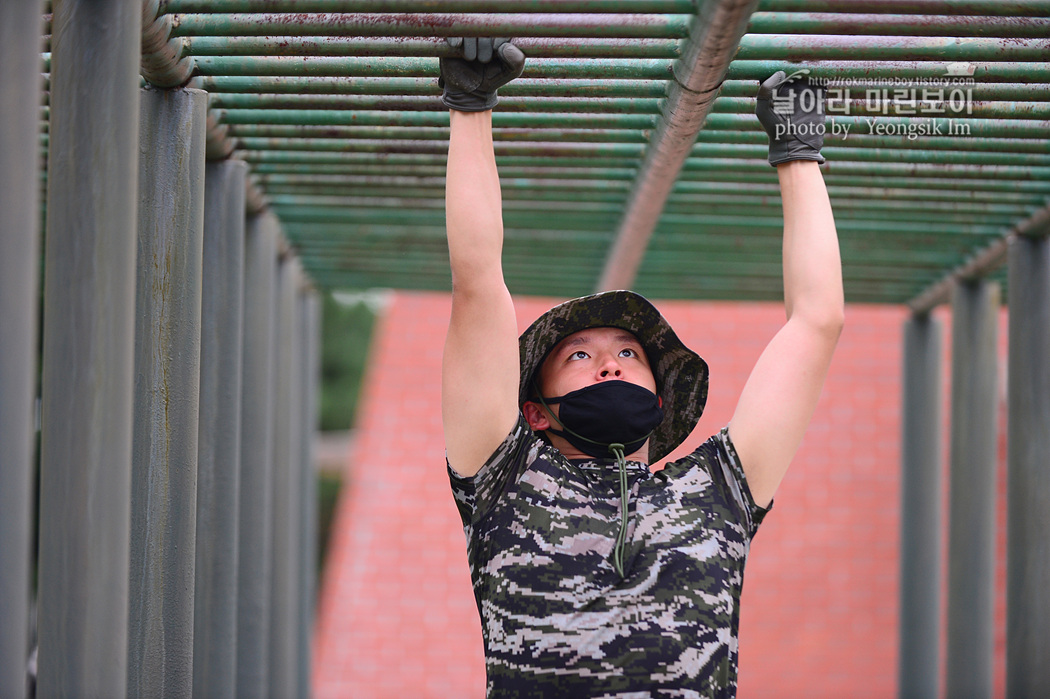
top-left (440, 38), bottom-right (843, 697)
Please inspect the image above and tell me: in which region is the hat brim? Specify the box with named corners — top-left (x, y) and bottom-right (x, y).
top-left (518, 290), bottom-right (708, 463)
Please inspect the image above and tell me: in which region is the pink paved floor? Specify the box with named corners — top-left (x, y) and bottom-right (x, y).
top-left (313, 291), bottom-right (1008, 698)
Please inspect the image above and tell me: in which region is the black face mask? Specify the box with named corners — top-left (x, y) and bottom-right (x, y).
top-left (539, 381), bottom-right (664, 459)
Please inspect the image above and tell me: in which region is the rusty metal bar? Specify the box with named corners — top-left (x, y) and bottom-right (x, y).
top-left (748, 12), bottom-right (1050, 38)
top-left (184, 35), bottom-right (681, 59)
top-left (166, 0), bottom-right (695, 11)
top-left (737, 34), bottom-right (1050, 63)
top-left (171, 12), bottom-right (692, 38)
top-left (194, 75), bottom-right (670, 98)
top-left (759, 0), bottom-right (1050, 15)
top-left (141, 0), bottom-right (193, 87)
top-left (908, 203), bottom-right (1050, 313)
top-left (192, 55), bottom-right (674, 79)
top-left (726, 59), bottom-right (1050, 82)
top-left (598, 0), bottom-right (760, 291)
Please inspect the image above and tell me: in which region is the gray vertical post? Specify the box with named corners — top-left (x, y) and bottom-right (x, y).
top-left (127, 86), bottom-right (207, 699)
top-left (297, 290), bottom-right (321, 699)
top-left (946, 279), bottom-right (1000, 699)
top-left (37, 0), bottom-right (140, 696)
top-left (270, 256), bottom-right (302, 699)
top-left (237, 213), bottom-right (279, 698)
top-left (898, 313), bottom-right (944, 699)
top-left (1006, 236), bottom-right (1050, 698)
top-left (193, 159), bottom-right (248, 699)
top-left (0, 5), bottom-right (43, 698)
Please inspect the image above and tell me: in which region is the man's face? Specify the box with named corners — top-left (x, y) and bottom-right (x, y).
top-left (537, 326), bottom-right (657, 399)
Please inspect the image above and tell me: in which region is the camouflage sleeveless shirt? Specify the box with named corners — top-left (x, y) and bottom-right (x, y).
top-left (448, 415), bottom-right (770, 698)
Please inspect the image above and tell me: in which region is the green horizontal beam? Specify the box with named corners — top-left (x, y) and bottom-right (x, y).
top-left (226, 123), bottom-right (651, 142)
top-left (737, 35), bottom-right (1050, 62)
top-left (675, 171), bottom-right (1050, 193)
top-left (701, 112), bottom-right (1050, 140)
top-left (747, 12), bottom-right (1050, 38)
top-left (238, 138), bottom-right (1050, 167)
top-left (168, 0), bottom-right (695, 11)
top-left (171, 13), bottom-right (692, 38)
top-left (217, 108), bottom-right (659, 128)
top-left (712, 96), bottom-right (1050, 121)
top-left (185, 36), bottom-right (681, 59)
top-left (210, 93), bottom-right (663, 113)
top-left (193, 56), bottom-right (674, 79)
top-left (270, 191), bottom-right (1035, 215)
top-left (717, 80), bottom-right (1050, 102)
top-left (726, 59), bottom-right (1050, 83)
top-left (194, 76), bottom-right (671, 98)
top-left (757, 0), bottom-right (1050, 15)
top-left (696, 130), bottom-right (1050, 155)
top-left (216, 106), bottom-right (1050, 139)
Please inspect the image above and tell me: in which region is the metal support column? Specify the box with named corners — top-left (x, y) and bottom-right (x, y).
top-left (1006, 236), bottom-right (1050, 698)
top-left (37, 0), bottom-right (140, 695)
top-left (193, 159), bottom-right (248, 699)
top-left (946, 279), bottom-right (1000, 699)
top-left (297, 290), bottom-right (321, 699)
top-left (0, 5), bottom-right (43, 698)
top-left (269, 255), bottom-right (302, 699)
top-left (127, 86), bottom-right (207, 699)
top-left (898, 313), bottom-right (944, 699)
top-left (237, 212), bottom-right (279, 698)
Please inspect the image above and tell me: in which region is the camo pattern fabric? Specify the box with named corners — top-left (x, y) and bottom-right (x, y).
top-left (448, 415), bottom-right (769, 698)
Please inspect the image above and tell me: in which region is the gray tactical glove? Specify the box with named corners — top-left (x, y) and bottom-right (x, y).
top-left (755, 71), bottom-right (826, 166)
top-left (439, 37), bottom-right (526, 112)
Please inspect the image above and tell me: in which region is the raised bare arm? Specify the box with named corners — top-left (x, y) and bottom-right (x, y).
top-left (441, 41), bottom-right (525, 477)
top-left (728, 74), bottom-right (845, 508)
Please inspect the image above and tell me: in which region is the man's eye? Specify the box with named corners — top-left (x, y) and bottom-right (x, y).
top-left (619, 348), bottom-right (637, 358)
top-left (569, 351), bottom-right (589, 360)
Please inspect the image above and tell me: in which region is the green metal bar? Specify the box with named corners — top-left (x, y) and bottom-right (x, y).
top-left (171, 13), bottom-right (692, 38)
top-left (718, 80), bottom-right (1050, 102)
top-left (679, 171), bottom-right (1050, 192)
top-left (747, 13), bottom-right (1050, 38)
top-left (757, 0), bottom-right (1050, 16)
top-left (226, 124), bottom-right (650, 142)
top-left (737, 35), bottom-right (1050, 62)
top-left (209, 93), bottom-right (663, 114)
top-left (184, 36), bottom-right (681, 59)
top-left (271, 191), bottom-right (1029, 214)
top-left (677, 159), bottom-right (1050, 180)
top-left (726, 60), bottom-right (1050, 83)
top-left (238, 140), bottom-right (1050, 167)
top-left (167, 0), bottom-right (696, 12)
top-left (216, 107), bottom-right (1050, 138)
top-left (193, 56), bottom-right (674, 79)
top-left (695, 129), bottom-right (1050, 155)
top-left (702, 112), bottom-right (1050, 140)
top-left (229, 132), bottom-right (1050, 160)
top-left (194, 76), bottom-right (670, 98)
top-left (712, 96), bottom-right (1050, 121)
top-left (216, 108), bottom-right (658, 128)
top-left (258, 177), bottom-right (1045, 204)
top-left (244, 152), bottom-right (641, 170)
top-left (238, 137), bottom-right (648, 157)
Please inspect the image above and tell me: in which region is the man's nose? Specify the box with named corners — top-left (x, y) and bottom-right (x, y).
top-left (597, 355), bottom-right (623, 378)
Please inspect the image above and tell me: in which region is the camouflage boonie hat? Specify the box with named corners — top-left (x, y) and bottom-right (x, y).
top-left (518, 290), bottom-right (709, 463)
